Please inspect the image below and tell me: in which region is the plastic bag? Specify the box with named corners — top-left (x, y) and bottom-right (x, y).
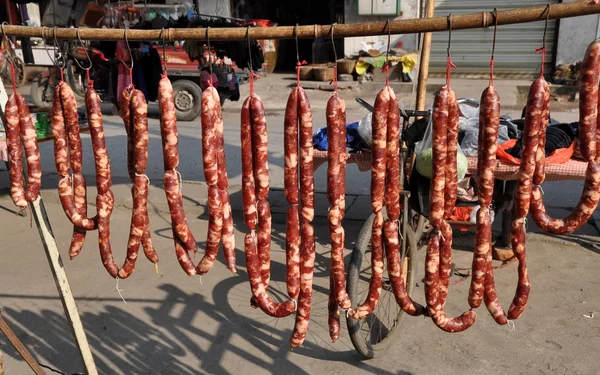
top-left (415, 114), bottom-right (468, 181)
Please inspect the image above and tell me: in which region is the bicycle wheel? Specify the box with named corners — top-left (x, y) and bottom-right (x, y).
top-left (346, 208), bottom-right (418, 359)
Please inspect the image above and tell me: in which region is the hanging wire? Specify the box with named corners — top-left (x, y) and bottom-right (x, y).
top-left (73, 28), bottom-right (93, 86)
top-left (294, 23), bottom-right (306, 87)
top-left (385, 19), bottom-right (391, 87)
top-left (330, 23), bottom-right (338, 92)
top-left (247, 26), bottom-right (255, 94)
top-left (122, 27), bottom-right (134, 85)
top-left (490, 8), bottom-right (498, 86)
top-left (206, 26), bottom-right (213, 80)
top-left (1, 22), bottom-right (17, 91)
top-left (161, 27), bottom-right (168, 75)
top-left (536, 3), bottom-right (551, 77)
top-left (445, 14), bottom-right (456, 89)
top-left (53, 27), bottom-right (66, 81)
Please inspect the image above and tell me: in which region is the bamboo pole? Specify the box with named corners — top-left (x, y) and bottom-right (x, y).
top-left (415, 0), bottom-right (436, 113)
top-left (0, 2), bottom-right (599, 41)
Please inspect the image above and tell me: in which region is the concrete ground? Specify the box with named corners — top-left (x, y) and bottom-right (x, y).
top-left (0, 75), bottom-right (599, 374)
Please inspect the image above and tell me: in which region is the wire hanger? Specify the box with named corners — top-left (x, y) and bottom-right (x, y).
top-left (536, 3), bottom-right (551, 78)
top-left (1, 22), bottom-right (18, 91)
top-left (384, 19), bottom-right (391, 87)
top-left (121, 27), bottom-right (134, 87)
top-left (446, 15), bottom-right (456, 89)
top-left (73, 28), bottom-right (93, 87)
top-left (331, 23), bottom-right (338, 93)
top-left (489, 8), bottom-right (498, 87)
top-left (294, 24), bottom-right (306, 87)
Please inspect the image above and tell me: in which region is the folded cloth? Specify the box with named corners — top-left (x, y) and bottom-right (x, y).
top-left (312, 121), bottom-right (367, 152)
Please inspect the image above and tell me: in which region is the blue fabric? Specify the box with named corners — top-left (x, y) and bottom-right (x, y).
top-left (312, 121), bottom-right (367, 151)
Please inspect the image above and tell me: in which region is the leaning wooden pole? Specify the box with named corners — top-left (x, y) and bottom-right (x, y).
top-left (0, 2), bottom-right (599, 41)
top-left (0, 310), bottom-right (47, 375)
top-left (415, 0), bottom-right (436, 112)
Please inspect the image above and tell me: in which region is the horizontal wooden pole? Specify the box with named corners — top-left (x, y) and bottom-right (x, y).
top-left (0, 2), bottom-right (599, 41)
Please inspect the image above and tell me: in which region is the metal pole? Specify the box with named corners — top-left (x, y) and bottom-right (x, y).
top-left (0, 310), bottom-right (47, 375)
top-left (0, 2), bottom-right (598, 41)
top-left (415, 0), bottom-right (436, 112)
top-left (29, 197), bottom-right (99, 375)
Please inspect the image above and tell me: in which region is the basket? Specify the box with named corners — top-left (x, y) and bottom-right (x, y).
top-left (298, 65), bottom-right (313, 80)
top-left (337, 59), bottom-right (356, 74)
top-left (312, 66), bottom-right (335, 81)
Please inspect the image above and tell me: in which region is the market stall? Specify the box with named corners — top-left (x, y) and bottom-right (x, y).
top-left (1, 1), bottom-right (600, 372)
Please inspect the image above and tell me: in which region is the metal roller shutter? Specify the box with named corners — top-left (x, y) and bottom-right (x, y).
top-left (430, 0), bottom-right (559, 78)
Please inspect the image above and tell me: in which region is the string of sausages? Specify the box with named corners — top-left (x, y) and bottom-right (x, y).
top-left (199, 85), bottom-right (236, 275)
top-left (5, 81), bottom-right (41, 209)
top-left (284, 86), bottom-right (316, 348)
top-left (118, 85), bottom-right (159, 278)
top-left (158, 76), bottom-right (199, 276)
top-left (241, 78), bottom-right (296, 317)
top-left (529, 39), bottom-right (600, 235)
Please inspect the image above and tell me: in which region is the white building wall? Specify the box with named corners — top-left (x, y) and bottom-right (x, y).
top-left (196, 0), bottom-right (232, 18)
top-left (555, 0), bottom-right (600, 65)
top-left (343, 0), bottom-right (420, 57)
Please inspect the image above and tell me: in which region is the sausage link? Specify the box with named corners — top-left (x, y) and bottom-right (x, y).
top-left (469, 87), bottom-right (500, 309)
top-left (250, 95), bottom-right (270, 201)
top-left (298, 88), bottom-right (315, 223)
top-left (5, 94), bottom-right (26, 208)
top-left (241, 97), bottom-right (257, 229)
top-left (97, 190), bottom-right (118, 278)
top-left (209, 87), bottom-right (229, 191)
top-left (60, 84), bottom-right (83, 173)
top-left (529, 41), bottom-right (600, 234)
top-left (348, 211), bottom-right (384, 320)
top-left (577, 40), bottom-right (600, 162)
top-left (284, 88), bottom-right (299, 205)
top-left (52, 84), bottom-right (70, 177)
top-left (285, 205), bottom-right (301, 300)
top-left (142, 216), bottom-right (159, 265)
top-left (119, 175), bottom-right (147, 279)
top-left (506, 78), bottom-right (548, 320)
top-left (483, 221), bottom-right (508, 325)
top-left (120, 86), bottom-right (135, 181)
top-left (15, 93), bottom-right (41, 202)
top-left (328, 207), bottom-right (351, 309)
top-left (424, 88), bottom-right (477, 332)
top-left (221, 190), bottom-right (237, 274)
top-left (326, 95), bottom-right (347, 213)
top-left (244, 233), bottom-right (296, 317)
top-left (201, 87), bottom-right (219, 186)
top-left (328, 267), bottom-right (341, 342)
top-left (289, 223), bottom-right (316, 348)
top-left (371, 89), bottom-right (389, 214)
top-left (86, 82), bottom-right (112, 195)
top-left (173, 222), bottom-right (197, 276)
top-left (68, 173), bottom-right (88, 259)
top-left (530, 164), bottom-right (600, 234)
top-left (197, 185), bottom-right (224, 275)
top-left (384, 220), bottom-right (426, 316)
top-left (162, 172), bottom-right (194, 250)
top-left (131, 90), bottom-right (149, 175)
top-left (158, 76), bottom-right (180, 170)
top-left (58, 177), bottom-right (97, 230)
top-left (425, 222), bottom-right (477, 332)
top-left (384, 89), bottom-right (401, 221)
top-left (444, 90), bottom-right (459, 218)
top-left (257, 199), bottom-right (272, 286)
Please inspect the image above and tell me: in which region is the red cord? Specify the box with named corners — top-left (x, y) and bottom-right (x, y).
top-left (296, 60), bottom-right (306, 87)
top-left (446, 56), bottom-right (456, 88)
top-left (536, 47), bottom-right (546, 77)
top-left (60, 67), bottom-right (64, 82)
top-left (249, 69), bottom-right (254, 94)
top-left (383, 62), bottom-right (390, 87)
top-left (329, 66), bottom-right (338, 93)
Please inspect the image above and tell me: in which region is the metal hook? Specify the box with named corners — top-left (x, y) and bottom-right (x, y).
top-left (542, 3), bottom-right (551, 51)
top-left (73, 28), bottom-right (92, 71)
top-left (491, 8), bottom-right (498, 60)
top-left (53, 26), bottom-right (66, 69)
top-left (331, 23), bottom-right (337, 63)
top-left (447, 14), bottom-right (452, 58)
top-left (122, 27), bottom-right (133, 71)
